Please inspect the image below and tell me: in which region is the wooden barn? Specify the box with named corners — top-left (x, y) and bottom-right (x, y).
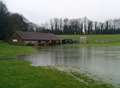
top-left (11, 31), bottom-right (62, 45)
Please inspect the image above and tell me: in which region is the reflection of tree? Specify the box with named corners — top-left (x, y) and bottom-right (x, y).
top-left (53, 46), bottom-right (65, 66)
top-left (57, 46), bottom-right (81, 67)
top-left (51, 46), bottom-right (81, 67)
top-left (50, 46), bottom-right (96, 68)
top-left (79, 47), bottom-right (93, 70)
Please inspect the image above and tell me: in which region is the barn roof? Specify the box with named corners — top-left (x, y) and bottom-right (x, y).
top-left (16, 31), bottom-right (61, 41)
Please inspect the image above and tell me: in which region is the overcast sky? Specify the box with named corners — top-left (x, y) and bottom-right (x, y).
top-left (3, 0), bottom-right (120, 24)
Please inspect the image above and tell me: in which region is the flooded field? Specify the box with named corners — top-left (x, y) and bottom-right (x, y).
top-left (21, 45), bottom-right (120, 85)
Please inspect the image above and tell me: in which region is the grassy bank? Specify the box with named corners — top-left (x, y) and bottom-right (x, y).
top-left (0, 60), bottom-right (114, 88)
top-left (0, 41), bottom-right (36, 58)
top-left (0, 41), bottom-right (116, 88)
top-left (58, 34), bottom-right (120, 46)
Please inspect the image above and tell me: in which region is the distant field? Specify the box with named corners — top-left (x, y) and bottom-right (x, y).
top-left (58, 34), bottom-right (120, 46)
top-left (58, 35), bottom-right (81, 41)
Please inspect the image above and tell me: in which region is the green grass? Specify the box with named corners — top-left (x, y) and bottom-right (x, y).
top-left (59, 35), bottom-right (81, 41)
top-left (87, 35), bottom-right (120, 44)
top-left (0, 60), bottom-right (114, 88)
top-left (58, 34), bottom-right (120, 46)
top-left (0, 41), bottom-right (36, 58)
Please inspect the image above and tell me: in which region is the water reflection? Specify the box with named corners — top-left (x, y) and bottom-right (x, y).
top-left (22, 45), bottom-right (120, 84)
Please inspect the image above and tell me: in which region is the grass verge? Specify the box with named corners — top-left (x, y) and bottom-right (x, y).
top-left (0, 60), bottom-right (114, 88)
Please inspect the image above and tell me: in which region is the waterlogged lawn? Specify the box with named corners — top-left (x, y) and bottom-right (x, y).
top-left (71, 72), bottom-right (114, 88)
top-left (0, 60), bottom-right (114, 88)
top-left (0, 41), bottom-right (36, 58)
top-left (0, 41), bottom-right (116, 88)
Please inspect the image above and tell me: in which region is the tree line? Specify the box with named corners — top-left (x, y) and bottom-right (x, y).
top-left (1, 1), bottom-right (120, 40)
top-left (0, 1), bottom-right (35, 40)
top-left (37, 17), bottom-right (120, 35)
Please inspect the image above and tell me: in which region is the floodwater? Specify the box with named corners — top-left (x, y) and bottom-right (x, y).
top-left (21, 45), bottom-right (120, 84)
